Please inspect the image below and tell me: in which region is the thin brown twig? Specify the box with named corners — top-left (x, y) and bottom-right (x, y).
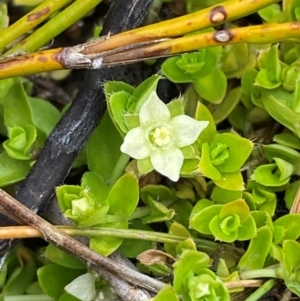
top-left (0, 188), bottom-right (165, 293)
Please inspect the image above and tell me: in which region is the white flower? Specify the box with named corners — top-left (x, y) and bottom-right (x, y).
top-left (121, 91), bottom-right (209, 181)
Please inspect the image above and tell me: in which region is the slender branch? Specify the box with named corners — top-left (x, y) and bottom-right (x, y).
top-left (0, 225), bottom-right (211, 245)
top-left (82, 0), bottom-right (279, 54)
top-left (0, 0), bottom-right (280, 79)
top-left (0, 188), bottom-right (166, 293)
top-left (0, 0), bottom-right (71, 51)
top-left (224, 280), bottom-right (264, 289)
top-left (1, 20), bottom-right (299, 78)
top-left (5, 0), bottom-right (103, 55)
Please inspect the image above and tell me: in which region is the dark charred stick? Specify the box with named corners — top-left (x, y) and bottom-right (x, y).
top-left (0, 0), bottom-right (153, 258)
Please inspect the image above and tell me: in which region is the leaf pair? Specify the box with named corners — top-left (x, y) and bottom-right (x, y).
top-left (190, 199), bottom-right (256, 243)
top-left (161, 49), bottom-right (227, 103)
top-left (56, 172), bottom-right (139, 255)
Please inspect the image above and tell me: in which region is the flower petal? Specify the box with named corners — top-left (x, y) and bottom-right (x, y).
top-left (121, 127), bottom-right (150, 159)
top-left (150, 147), bottom-right (183, 181)
top-left (139, 91), bottom-right (171, 127)
top-left (170, 115), bottom-right (209, 148)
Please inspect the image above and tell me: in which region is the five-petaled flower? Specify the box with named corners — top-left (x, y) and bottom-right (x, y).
top-left (121, 91), bottom-right (208, 181)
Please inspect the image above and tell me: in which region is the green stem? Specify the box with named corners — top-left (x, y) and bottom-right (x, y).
top-left (240, 266), bottom-right (283, 280)
top-left (3, 295), bottom-right (52, 301)
top-left (0, 0), bottom-right (72, 51)
top-left (108, 153), bottom-right (130, 187)
top-left (244, 279), bottom-right (279, 301)
top-left (6, 0), bottom-right (103, 54)
top-left (58, 225), bottom-right (221, 252)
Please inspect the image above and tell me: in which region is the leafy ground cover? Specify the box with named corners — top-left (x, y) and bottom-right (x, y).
top-left (0, 0), bottom-right (300, 301)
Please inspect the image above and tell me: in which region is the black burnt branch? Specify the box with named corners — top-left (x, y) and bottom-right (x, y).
top-left (0, 0), bottom-right (153, 255)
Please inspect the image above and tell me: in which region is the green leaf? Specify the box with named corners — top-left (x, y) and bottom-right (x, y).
top-left (168, 199), bottom-right (193, 229)
top-left (193, 68), bottom-right (227, 103)
top-left (81, 172), bottom-right (109, 203)
top-left (153, 285), bottom-right (179, 301)
top-left (219, 199), bottom-right (250, 222)
top-left (241, 68), bottom-right (258, 106)
top-left (284, 0), bottom-right (300, 21)
top-left (274, 157), bottom-right (294, 181)
top-left (142, 196), bottom-right (175, 224)
top-left (255, 68), bottom-right (282, 89)
top-left (45, 244), bottom-right (87, 270)
top-left (212, 87), bottom-right (242, 124)
top-left (161, 57), bottom-right (195, 83)
top-left (106, 173), bottom-right (139, 217)
top-left (213, 133), bottom-right (254, 173)
top-left (262, 90), bottom-right (300, 137)
top-left (28, 97), bottom-right (60, 137)
top-left (86, 112), bottom-right (123, 182)
top-left (198, 143), bottom-right (221, 180)
top-left (274, 214), bottom-right (300, 242)
top-left (167, 97), bottom-right (185, 118)
top-left (274, 133), bottom-right (300, 150)
top-left (59, 293), bottom-right (81, 301)
top-left (132, 74), bottom-right (161, 113)
top-left (238, 226), bottom-right (272, 271)
top-left (56, 185), bottom-right (110, 226)
top-left (258, 4), bottom-right (283, 22)
top-left (3, 125), bottom-right (37, 160)
top-left (211, 186), bottom-right (243, 204)
top-left (105, 81), bottom-right (134, 134)
top-left (263, 144), bottom-right (300, 169)
top-left (1, 246), bottom-right (36, 296)
top-left (189, 203), bottom-right (222, 235)
top-left (176, 49), bottom-right (218, 78)
top-left (0, 78), bottom-right (14, 99)
top-left (173, 250), bottom-right (210, 294)
top-left (0, 152), bottom-right (31, 187)
top-left (222, 43), bottom-right (249, 78)
top-left (256, 45), bottom-right (282, 89)
top-left (251, 184), bottom-right (277, 216)
top-left (252, 162), bottom-right (292, 187)
top-left (213, 171), bottom-right (245, 191)
top-left (37, 264), bottom-right (83, 300)
top-left (165, 222), bottom-right (191, 256)
top-left (236, 214), bottom-right (257, 240)
top-left (284, 180), bottom-right (300, 209)
top-left (282, 240), bottom-right (300, 296)
top-left (209, 215), bottom-right (239, 242)
top-left (90, 221), bottom-right (127, 256)
top-left (0, 3), bottom-right (8, 30)
top-left (3, 79), bottom-right (33, 128)
top-left (228, 104), bottom-right (248, 130)
top-left (187, 269), bottom-right (230, 301)
top-left (108, 91), bottom-right (131, 134)
top-left (194, 102), bottom-right (216, 147)
top-left (118, 219), bottom-right (156, 258)
top-left (281, 65), bottom-right (300, 91)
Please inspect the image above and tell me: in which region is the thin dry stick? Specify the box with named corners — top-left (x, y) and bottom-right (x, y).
top-left (290, 186), bottom-right (300, 214)
top-left (0, 189), bottom-right (165, 293)
top-left (224, 280), bottom-right (263, 289)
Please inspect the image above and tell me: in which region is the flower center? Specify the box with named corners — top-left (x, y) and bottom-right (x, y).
top-left (148, 124), bottom-right (173, 148)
